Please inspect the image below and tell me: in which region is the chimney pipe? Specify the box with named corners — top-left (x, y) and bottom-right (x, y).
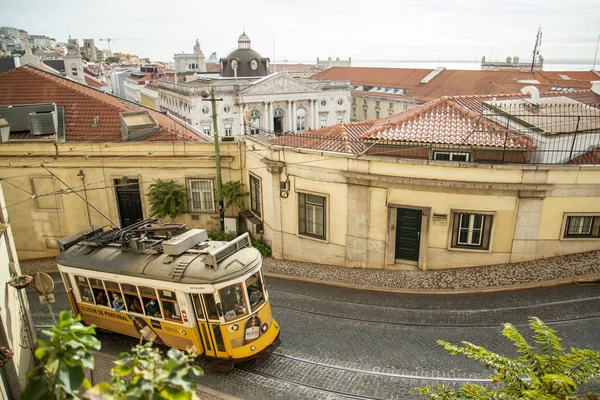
top-left (520, 86), bottom-right (540, 104)
top-left (591, 81), bottom-right (600, 96)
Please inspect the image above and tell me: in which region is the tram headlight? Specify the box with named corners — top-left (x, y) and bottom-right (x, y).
top-left (229, 324), bottom-right (239, 332)
top-left (261, 323), bottom-right (268, 333)
top-left (251, 346), bottom-right (256, 351)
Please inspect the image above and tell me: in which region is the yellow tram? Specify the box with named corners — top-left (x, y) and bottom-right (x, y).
top-left (56, 219), bottom-right (280, 365)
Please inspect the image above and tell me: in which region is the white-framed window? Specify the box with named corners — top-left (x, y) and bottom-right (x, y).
top-left (186, 178), bottom-right (215, 213)
top-left (450, 212), bottom-right (494, 250)
top-left (352, 107), bottom-right (357, 119)
top-left (320, 116), bottom-right (328, 128)
top-left (375, 110), bottom-right (380, 119)
top-left (363, 109), bottom-right (368, 119)
top-left (223, 105), bottom-right (232, 114)
top-left (337, 114), bottom-right (343, 124)
top-left (389, 102), bottom-right (394, 110)
top-left (403, 104), bottom-right (408, 111)
top-left (224, 123), bottom-right (233, 136)
top-left (250, 111), bottom-right (260, 135)
top-left (563, 215), bottom-right (600, 238)
top-left (298, 192), bottom-right (326, 240)
top-left (201, 106), bottom-right (210, 115)
top-left (249, 174), bottom-right (262, 219)
top-left (202, 125), bottom-right (210, 135)
top-left (433, 152), bottom-right (470, 162)
top-left (296, 108), bottom-right (306, 132)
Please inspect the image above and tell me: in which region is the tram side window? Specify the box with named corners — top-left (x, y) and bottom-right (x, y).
top-left (203, 293), bottom-right (219, 320)
top-left (159, 289), bottom-right (181, 322)
top-left (192, 294), bottom-right (205, 319)
top-left (121, 283), bottom-right (143, 314)
top-left (75, 276), bottom-right (94, 303)
top-left (140, 286), bottom-right (162, 318)
top-left (245, 273), bottom-right (265, 311)
top-left (105, 281), bottom-right (125, 312)
top-left (219, 284), bottom-right (248, 322)
top-left (89, 278), bottom-right (109, 307)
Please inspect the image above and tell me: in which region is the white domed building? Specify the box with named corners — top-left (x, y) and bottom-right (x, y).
top-left (160, 32), bottom-right (351, 138)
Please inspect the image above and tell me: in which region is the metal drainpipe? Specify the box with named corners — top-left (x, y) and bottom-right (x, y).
top-left (77, 170), bottom-right (92, 227)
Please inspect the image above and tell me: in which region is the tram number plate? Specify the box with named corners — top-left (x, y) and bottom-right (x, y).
top-left (39, 294), bottom-right (55, 304)
top-left (245, 326), bottom-right (260, 341)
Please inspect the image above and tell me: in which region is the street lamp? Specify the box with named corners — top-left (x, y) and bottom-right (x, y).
top-left (201, 88), bottom-right (225, 231)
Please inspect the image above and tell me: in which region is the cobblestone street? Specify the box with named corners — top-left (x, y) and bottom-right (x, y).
top-left (24, 271), bottom-right (600, 399)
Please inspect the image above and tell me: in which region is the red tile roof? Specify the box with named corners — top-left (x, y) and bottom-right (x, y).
top-left (84, 74), bottom-right (106, 88)
top-left (362, 97), bottom-right (536, 149)
top-left (569, 147), bottom-right (600, 164)
top-left (0, 65), bottom-right (205, 143)
top-left (270, 121), bottom-right (373, 154)
top-left (313, 67), bottom-right (600, 102)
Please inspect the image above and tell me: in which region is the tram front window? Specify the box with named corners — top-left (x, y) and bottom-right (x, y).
top-left (219, 284), bottom-right (248, 321)
top-left (245, 273), bottom-right (265, 311)
top-left (203, 294), bottom-right (219, 320)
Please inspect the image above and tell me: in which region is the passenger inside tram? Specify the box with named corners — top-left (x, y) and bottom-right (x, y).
top-left (220, 285), bottom-right (246, 320)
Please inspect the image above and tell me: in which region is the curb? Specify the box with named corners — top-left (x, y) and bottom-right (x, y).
top-left (263, 272), bottom-right (600, 295)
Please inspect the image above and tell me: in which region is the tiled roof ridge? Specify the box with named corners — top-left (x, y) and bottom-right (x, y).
top-left (20, 65), bottom-right (130, 112)
top-left (364, 97), bottom-right (448, 138)
top-left (448, 88), bottom-right (596, 101)
top-left (2, 65), bottom-right (202, 143)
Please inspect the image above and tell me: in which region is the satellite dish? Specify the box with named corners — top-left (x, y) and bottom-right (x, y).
top-left (243, 110), bottom-right (252, 123)
top-left (34, 272), bottom-right (55, 295)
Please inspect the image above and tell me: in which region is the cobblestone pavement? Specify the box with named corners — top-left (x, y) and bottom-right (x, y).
top-left (262, 250), bottom-right (600, 291)
top-left (24, 273), bottom-right (600, 399)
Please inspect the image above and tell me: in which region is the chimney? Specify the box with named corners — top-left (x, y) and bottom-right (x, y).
top-left (520, 86), bottom-right (540, 104)
top-left (591, 81), bottom-right (600, 96)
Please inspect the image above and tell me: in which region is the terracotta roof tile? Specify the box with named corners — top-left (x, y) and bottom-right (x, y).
top-left (0, 65), bottom-right (205, 143)
top-left (313, 67), bottom-right (600, 102)
top-left (84, 74), bottom-right (106, 88)
top-left (269, 121), bottom-right (374, 154)
top-left (569, 147), bottom-right (600, 164)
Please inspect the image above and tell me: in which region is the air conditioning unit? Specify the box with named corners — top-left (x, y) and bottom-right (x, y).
top-left (246, 216), bottom-right (263, 235)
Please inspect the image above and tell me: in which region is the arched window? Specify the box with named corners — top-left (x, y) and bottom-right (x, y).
top-left (296, 108), bottom-right (306, 132)
top-left (250, 111), bottom-right (261, 135)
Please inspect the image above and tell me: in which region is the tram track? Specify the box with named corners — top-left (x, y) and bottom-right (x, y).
top-left (269, 290), bottom-right (600, 328)
top-left (236, 351), bottom-right (493, 400)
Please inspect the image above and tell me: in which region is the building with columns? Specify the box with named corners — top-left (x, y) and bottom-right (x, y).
top-left (159, 32), bottom-right (351, 137)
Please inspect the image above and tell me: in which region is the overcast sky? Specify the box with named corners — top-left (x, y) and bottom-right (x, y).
top-left (3, 0), bottom-right (599, 66)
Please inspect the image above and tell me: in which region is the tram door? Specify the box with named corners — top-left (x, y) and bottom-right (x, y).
top-left (192, 294), bottom-right (228, 358)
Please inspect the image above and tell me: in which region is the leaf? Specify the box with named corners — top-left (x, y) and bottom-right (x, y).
top-left (159, 386), bottom-right (193, 400)
top-left (56, 364), bottom-right (85, 394)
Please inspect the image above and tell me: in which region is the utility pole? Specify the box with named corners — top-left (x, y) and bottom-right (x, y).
top-left (531, 26), bottom-right (542, 72)
top-left (593, 34), bottom-right (600, 71)
top-left (202, 88), bottom-right (224, 231)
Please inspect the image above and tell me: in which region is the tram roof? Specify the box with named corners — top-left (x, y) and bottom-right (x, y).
top-left (56, 241), bottom-right (261, 285)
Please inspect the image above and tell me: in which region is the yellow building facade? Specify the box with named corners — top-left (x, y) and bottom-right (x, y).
top-left (0, 141), bottom-right (244, 260)
top-left (244, 137), bottom-right (600, 270)
top-left (351, 94), bottom-right (420, 122)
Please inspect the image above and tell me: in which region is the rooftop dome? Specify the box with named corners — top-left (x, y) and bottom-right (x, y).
top-left (220, 32), bottom-right (269, 78)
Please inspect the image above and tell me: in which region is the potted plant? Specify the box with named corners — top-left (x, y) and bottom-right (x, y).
top-left (0, 347), bottom-right (14, 368)
top-left (7, 275), bottom-right (33, 289)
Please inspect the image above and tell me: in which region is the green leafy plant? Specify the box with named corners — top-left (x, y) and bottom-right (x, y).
top-left (89, 343), bottom-right (202, 400)
top-left (416, 317), bottom-right (600, 399)
top-left (220, 181), bottom-right (248, 214)
top-left (252, 237), bottom-right (271, 257)
top-left (21, 311), bottom-right (101, 400)
top-left (21, 311), bottom-right (203, 400)
top-left (147, 179), bottom-right (187, 220)
top-left (208, 230), bottom-right (238, 242)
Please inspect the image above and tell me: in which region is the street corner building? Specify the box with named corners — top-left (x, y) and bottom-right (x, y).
top-left (0, 62), bottom-right (600, 271)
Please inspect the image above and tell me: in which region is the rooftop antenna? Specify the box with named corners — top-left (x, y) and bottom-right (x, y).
top-left (531, 25), bottom-right (542, 72)
top-left (593, 34), bottom-right (600, 71)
